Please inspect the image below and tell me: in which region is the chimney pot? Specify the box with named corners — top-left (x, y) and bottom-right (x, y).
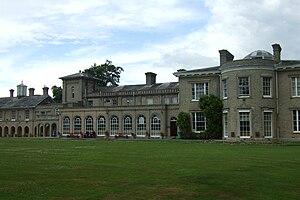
top-left (29, 88), bottom-right (35, 96)
top-left (9, 89), bottom-right (14, 97)
top-left (43, 86), bottom-right (49, 96)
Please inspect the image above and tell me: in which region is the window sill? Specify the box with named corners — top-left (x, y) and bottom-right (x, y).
top-left (263, 96), bottom-right (272, 99)
top-left (238, 96), bottom-right (250, 99)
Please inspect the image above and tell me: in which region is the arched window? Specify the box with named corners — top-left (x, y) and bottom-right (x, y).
top-left (136, 115), bottom-right (146, 137)
top-left (85, 116), bottom-right (93, 133)
top-left (110, 116), bottom-right (118, 136)
top-left (74, 116), bottom-right (81, 133)
top-left (63, 117), bottom-right (70, 134)
top-left (123, 115), bottom-right (132, 135)
top-left (71, 86), bottom-right (75, 98)
top-left (151, 115), bottom-right (160, 137)
top-left (97, 116), bottom-right (106, 136)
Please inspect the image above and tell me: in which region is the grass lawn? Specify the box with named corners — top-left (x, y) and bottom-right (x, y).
top-left (0, 138), bottom-right (300, 200)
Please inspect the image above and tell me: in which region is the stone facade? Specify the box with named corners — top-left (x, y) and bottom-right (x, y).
top-left (1, 43), bottom-right (300, 140)
top-left (174, 43), bottom-right (300, 140)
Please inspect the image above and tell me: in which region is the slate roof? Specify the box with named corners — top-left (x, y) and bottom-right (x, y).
top-left (60, 72), bottom-right (99, 80)
top-left (0, 95), bottom-right (52, 109)
top-left (173, 66), bottom-right (220, 77)
top-left (92, 82), bottom-right (179, 94)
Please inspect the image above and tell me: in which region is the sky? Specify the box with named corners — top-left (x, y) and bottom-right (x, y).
top-left (1, 0), bottom-right (300, 96)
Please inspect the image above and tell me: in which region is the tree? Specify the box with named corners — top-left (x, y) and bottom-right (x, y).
top-left (176, 112), bottom-right (192, 139)
top-left (51, 86), bottom-right (62, 103)
top-left (199, 94), bottom-right (223, 139)
top-left (84, 60), bottom-right (124, 86)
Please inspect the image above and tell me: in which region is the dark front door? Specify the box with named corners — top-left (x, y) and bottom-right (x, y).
top-left (170, 120), bottom-right (177, 137)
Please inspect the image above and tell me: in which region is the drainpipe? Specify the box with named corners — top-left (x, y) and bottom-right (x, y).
top-left (275, 70), bottom-right (279, 139)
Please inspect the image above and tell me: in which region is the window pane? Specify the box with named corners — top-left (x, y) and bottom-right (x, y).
top-left (97, 116), bottom-right (106, 135)
top-left (110, 116), bottom-right (118, 136)
top-left (136, 116), bottom-right (146, 136)
top-left (263, 77), bottom-right (271, 97)
top-left (239, 112), bottom-right (250, 137)
top-left (123, 116), bottom-right (132, 134)
top-left (192, 83), bottom-right (208, 100)
top-left (239, 77), bottom-right (249, 96)
top-left (263, 112), bottom-right (272, 137)
top-left (192, 112), bottom-right (206, 132)
top-left (151, 115), bottom-right (160, 137)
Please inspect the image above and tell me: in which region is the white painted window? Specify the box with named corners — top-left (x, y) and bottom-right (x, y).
top-left (239, 110), bottom-right (251, 138)
top-left (293, 110), bottom-right (300, 133)
top-left (263, 111), bottom-right (272, 138)
top-left (222, 79), bottom-right (228, 99)
top-left (123, 116), bottom-right (132, 135)
top-left (291, 77), bottom-right (300, 97)
top-left (151, 115), bottom-right (160, 137)
top-left (136, 115), bottom-right (146, 137)
top-left (110, 116), bottom-right (118, 136)
top-left (263, 77), bottom-right (272, 97)
top-left (192, 112), bottom-right (206, 133)
top-left (223, 111), bottom-right (228, 137)
top-left (85, 116), bottom-right (93, 133)
top-left (238, 77), bottom-right (250, 97)
top-left (63, 117), bottom-right (70, 134)
top-left (97, 116), bottom-right (106, 136)
top-left (74, 116), bottom-right (81, 133)
top-left (192, 83), bottom-right (208, 101)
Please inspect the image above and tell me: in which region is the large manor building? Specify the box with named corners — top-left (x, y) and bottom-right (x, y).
top-left (1, 43), bottom-right (300, 140)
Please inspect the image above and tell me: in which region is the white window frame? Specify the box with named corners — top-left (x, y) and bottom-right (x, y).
top-left (74, 116), bottom-right (81, 133)
top-left (192, 82), bottom-right (208, 101)
top-left (97, 116), bottom-right (106, 136)
top-left (63, 117), bottom-right (70, 135)
top-left (291, 77), bottom-right (300, 97)
top-left (150, 115), bottom-right (161, 137)
top-left (123, 115), bottom-right (132, 135)
top-left (222, 79), bottom-right (228, 99)
top-left (223, 111), bottom-right (229, 138)
top-left (292, 110), bottom-right (300, 133)
top-left (110, 116), bottom-right (119, 136)
top-left (191, 112), bottom-right (206, 133)
top-left (136, 115), bottom-right (146, 137)
top-left (263, 111), bottom-right (273, 138)
top-left (238, 77), bottom-right (250, 97)
top-left (85, 116), bottom-right (93, 133)
top-left (262, 77), bottom-right (272, 98)
top-left (239, 110), bottom-right (251, 138)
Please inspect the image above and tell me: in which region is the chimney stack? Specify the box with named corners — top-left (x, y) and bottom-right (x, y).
top-left (29, 88), bottom-right (35, 96)
top-left (145, 72), bottom-right (157, 85)
top-left (272, 43), bottom-right (282, 63)
top-left (219, 49), bottom-right (234, 66)
top-left (9, 89), bottom-right (14, 97)
top-left (43, 86), bottom-right (49, 96)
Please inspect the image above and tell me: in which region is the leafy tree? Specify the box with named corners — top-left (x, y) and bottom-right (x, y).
top-left (176, 112), bottom-right (192, 139)
top-left (199, 94), bottom-right (223, 139)
top-left (84, 60), bottom-right (124, 86)
top-left (51, 86), bottom-right (62, 103)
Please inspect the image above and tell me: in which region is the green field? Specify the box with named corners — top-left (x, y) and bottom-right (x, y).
top-left (0, 138), bottom-right (299, 200)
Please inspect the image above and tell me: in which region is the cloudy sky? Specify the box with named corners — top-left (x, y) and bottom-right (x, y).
top-left (1, 0), bottom-right (300, 96)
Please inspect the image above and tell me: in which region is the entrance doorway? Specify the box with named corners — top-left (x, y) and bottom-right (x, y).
top-left (170, 117), bottom-right (177, 137)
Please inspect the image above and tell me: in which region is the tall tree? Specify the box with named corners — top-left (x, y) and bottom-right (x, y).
top-left (51, 86), bottom-right (62, 103)
top-left (84, 60), bottom-right (124, 86)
